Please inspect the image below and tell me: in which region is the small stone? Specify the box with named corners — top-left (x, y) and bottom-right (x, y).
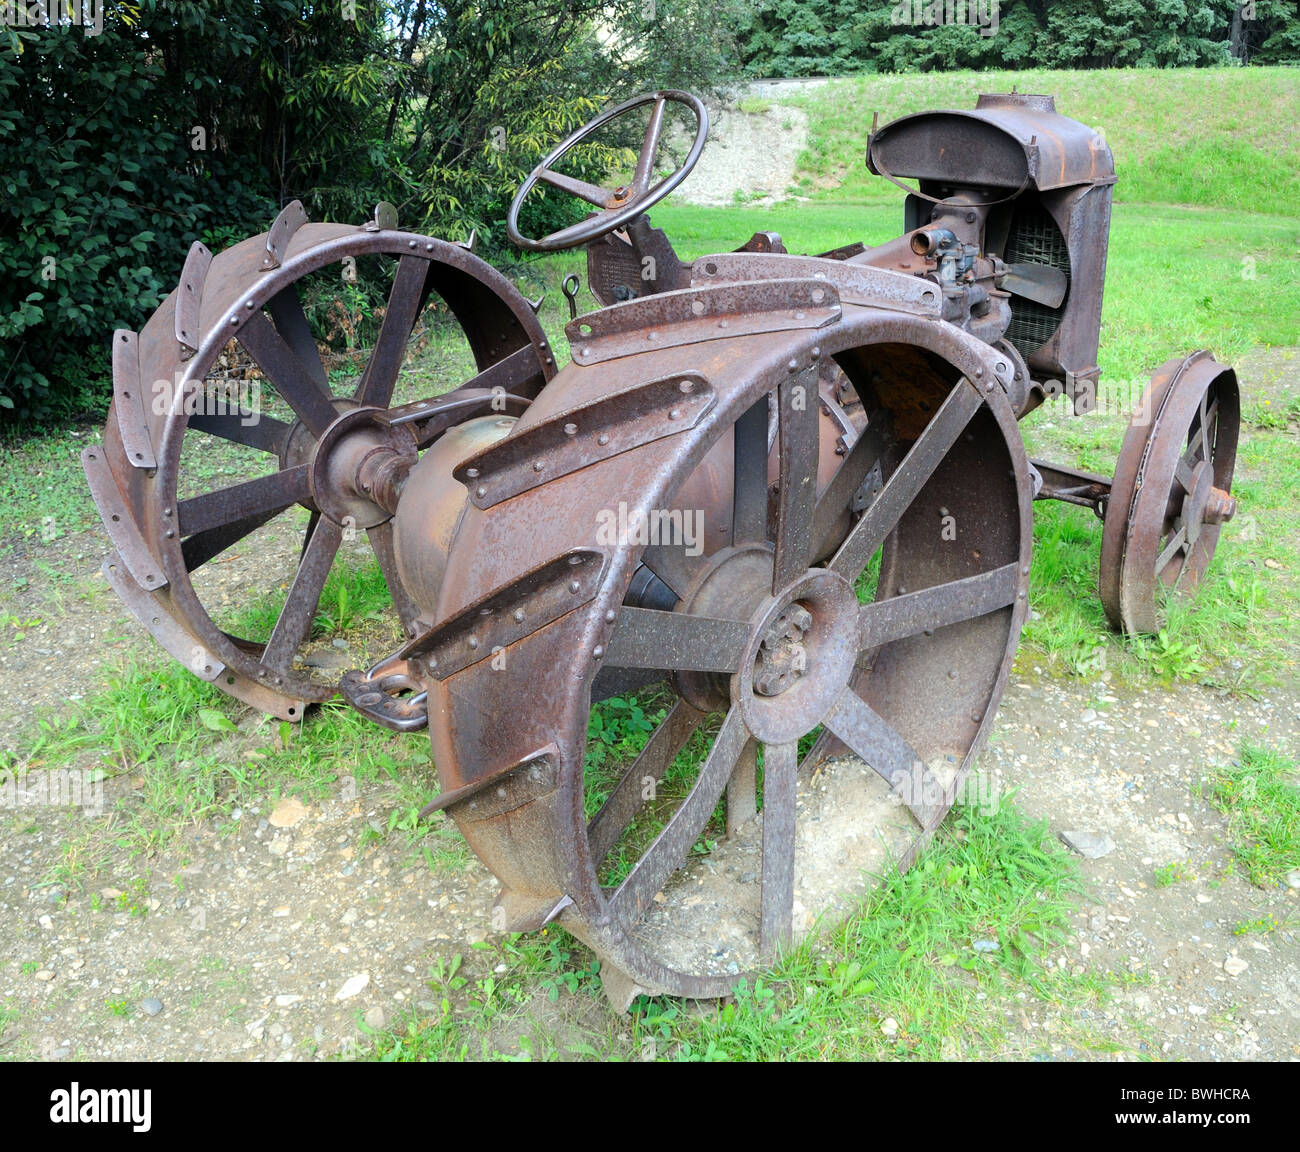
top-left (275, 994), bottom-right (303, 1008)
top-left (363, 1006), bottom-right (386, 1030)
top-left (881, 1017), bottom-right (899, 1037)
top-left (1263, 558), bottom-right (1282, 570)
top-left (139, 997), bottom-right (163, 1016)
top-left (269, 797), bottom-right (307, 828)
top-left (1285, 869), bottom-right (1300, 890)
top-left (267, 837), bottom-right (291, 857)
top-left (1059, 829), bottom-right (1115, 859)
top-left (973, 939), bottom-right (999, 953)
top-left (34, 969), bottom-right (55, 982)
top-left (332, 637), bottom-right (350, 650)
top-left (303, 650), bottom-right (348, 670)
top-left (340, 908), bottom-right (359, 927)
top-left (335, 973), bottom-right (370, 1001)
top-left (1223, 957), bottom-right (1248, 977)
top-left (38, 914), bottom-right (52, 929)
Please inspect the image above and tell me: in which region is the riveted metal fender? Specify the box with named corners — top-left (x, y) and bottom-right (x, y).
top-left (420, 301), bottom-right (1032, 997)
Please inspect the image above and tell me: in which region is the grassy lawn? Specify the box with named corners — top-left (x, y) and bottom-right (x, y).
top-left (2, 67), bottom-right (1298, 1060)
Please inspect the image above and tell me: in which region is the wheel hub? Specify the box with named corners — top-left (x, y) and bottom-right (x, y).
top-left (753, 603), bottom-right (812, 697)
top-left (736, 569), bottom-right (858, 746)
top-left (307, 406), bottom-right (418, 529)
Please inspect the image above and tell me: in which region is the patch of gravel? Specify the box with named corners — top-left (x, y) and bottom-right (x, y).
top-left (987, 672), bottom-right (1300, 1060)
top-left (670, 103), bottom-right (809, 208)
top-left (634, 754), bottom-right (918, 982)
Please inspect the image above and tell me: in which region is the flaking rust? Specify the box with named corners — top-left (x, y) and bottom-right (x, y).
top-left (87, 89), bottom-right (1238, 1006)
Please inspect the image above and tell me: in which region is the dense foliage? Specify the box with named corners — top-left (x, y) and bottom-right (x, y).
top-left (0, 0), bottom-right (730, 420)
top-left (2, 1), bottom-right (1296, 420)
top-left (732, 1), bottom-right (1300, 76)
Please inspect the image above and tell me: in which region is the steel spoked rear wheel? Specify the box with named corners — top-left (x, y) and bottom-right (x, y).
top-left (424, 329), bottom-right (1032, 1006)
top-left (85, 204), bottom-right (551, 719)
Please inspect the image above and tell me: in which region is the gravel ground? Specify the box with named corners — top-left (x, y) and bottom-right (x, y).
top-left (2, 661), bottom-right (1296, 1060)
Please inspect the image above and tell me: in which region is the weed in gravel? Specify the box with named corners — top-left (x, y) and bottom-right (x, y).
top-left (1153, 860), bottom-right (1195, 888)
top-left (1206, 743), bottom-right (1300, 888)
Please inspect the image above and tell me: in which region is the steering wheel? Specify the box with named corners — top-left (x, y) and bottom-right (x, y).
top-left (506, 90), bottom-right (709, 253)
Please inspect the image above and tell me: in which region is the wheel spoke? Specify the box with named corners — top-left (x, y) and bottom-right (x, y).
top-left (238, 312), bottom-right (338, 439)
top-left (760, 740), bottom-right (798, 958)
top-left (640, 540), bottom-right (706, 600)
top-left (1174, 456), bottom-right (1197, 493)
top-left (772, 371), bottom-right (819, 590)
top-left (1155, 523), bottom-right (1188, 577)
top-left (188, 410), bottom-right (292, 456)
top-left (605, 607), bottom-right (751, 673)
top-left (300, 509), bottom-right (320, 562)
top-left (262, 518), bottom-right (343, 673)
top-left (731, 395), bottom-right (770, 545)
top-left (367, 520), bottom-right (422, 633)
top-left (181, 507), bottom-right (283, 573)
top-left (266, 285), bottom-right (328, 391)
top-left (538, 167), bottom-right (613, 208)
top-left (588, 698), bottom-right (704, 868)
top-left (831, 382), bottom-right (982, 582)
top-left (822, 685), bottom-right (948, 827)
top-left (811, 422), bottom-right (887, 560)
top-left (1186, 397), bottom-right (1218, 461)
top-left (858, 563), bottom-right (1019, 649)
top-left (356, 255), bottom-right (430, 408)
top-left (176, 464), bottom-right (311, 539)
top-left (632, 95), bottom-right (667, 194)
top-left (611, 705), bottom-right (749, 923)
top-left (726, 737), bottom-right (758, 838)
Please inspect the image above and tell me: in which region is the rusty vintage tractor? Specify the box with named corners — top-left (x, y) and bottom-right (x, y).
top-left (84, 90), bottom-right (1239, 1007)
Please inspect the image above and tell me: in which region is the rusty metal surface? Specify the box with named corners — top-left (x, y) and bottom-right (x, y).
top-left (566, 279), bottom-right (841, 364)
top-left (86, 207), bottom-right (554, 721)
top-left (868, 92), bottom-right (1116, 192)
top-left (109, 330), bottom-right (158, 470)
top-left (1032, 458), bottom-right (1111, 513)
top-left (425, 307), bottom-right (1030, 1000)
top-left (84, 87), bottom-right (1238, 1008)
top-left (1101, 353), bottom-right (1239, 633)
top-left (691, 253), bottom-right (941, 317)
top-left (454, 372), bottom-right (714, 508)
top-left (403, 549), bottom-right (609, 677)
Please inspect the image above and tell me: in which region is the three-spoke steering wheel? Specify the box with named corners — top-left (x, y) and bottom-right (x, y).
top-left (506, 90), bottom-right (709, 253)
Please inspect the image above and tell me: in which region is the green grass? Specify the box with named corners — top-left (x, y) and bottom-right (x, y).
top-left (778, 68), bottom-right (1300, 212)
top-left (357, 798), bottom-right (1138, 1061)
top-left (15, 641), bottom-right (464, 884)
top-left (1, 68), bottom-right (1297, 1055)
top-left (1205, 743), bottom-right (1300, 888)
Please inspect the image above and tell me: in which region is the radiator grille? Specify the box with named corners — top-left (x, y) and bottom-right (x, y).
top-left (1004, 202), bottom-right (1070, 360)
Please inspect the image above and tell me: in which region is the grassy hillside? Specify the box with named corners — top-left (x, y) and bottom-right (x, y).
top-left (778, 68), bottom-right (1300, 209)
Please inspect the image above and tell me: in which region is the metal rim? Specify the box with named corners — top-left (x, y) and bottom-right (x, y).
top-left (91, 216), bottom-right (552, 719)
top-left (424, 312), bottom-right (1031, 1004)
top-left (1100, 352), bottom-right (1239, 634)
